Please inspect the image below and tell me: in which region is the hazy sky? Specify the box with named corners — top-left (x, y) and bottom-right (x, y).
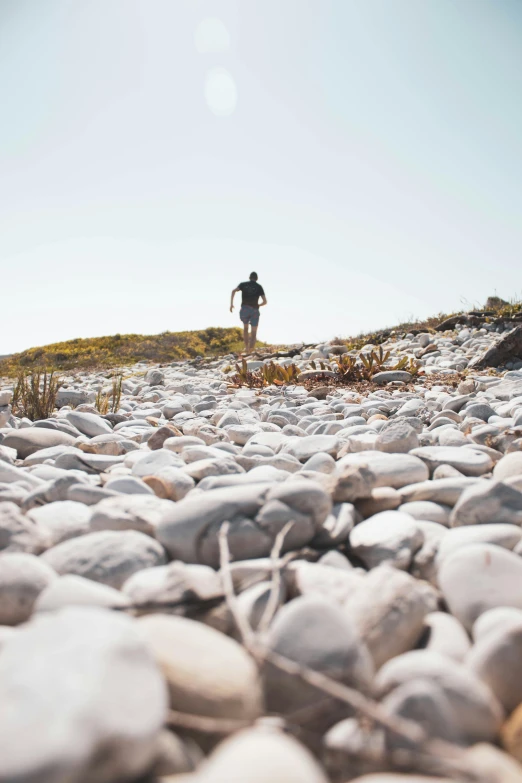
top-left (1, 0), bottom-right (521, 353)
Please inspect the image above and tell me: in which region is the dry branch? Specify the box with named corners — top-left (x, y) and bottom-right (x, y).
top-left (258, 521), bottom-right (294, 635)
top-left (167, 709), bottom-right (251, 735)
top-left (217, 523), bottom-right (489, 783)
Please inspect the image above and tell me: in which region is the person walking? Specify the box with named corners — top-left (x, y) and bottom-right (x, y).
top-left (230, 272), bottom-right (267, 353)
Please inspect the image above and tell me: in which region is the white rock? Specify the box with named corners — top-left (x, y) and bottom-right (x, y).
top-left (197, 727), bottom-right (329, 783)
top-left (437, 523), bottom-right (522, 563)
top-left (0, 552), bottom-right (56, 625)
top-left (419, 611), bottom-right (471, 661)
top-left (349, 510), bottom-right (423, 570)
top-left (65, 410), bottom-right (113, 437)
top-left (450, 480), bottom-right (522, 526)
top-left (137, 613), bottom-right (262, 720)
top-left (336, 451), bottom-right (429, 489)
top-left (410, 446), bottom-right (493, 477)
top-left (41, 530), bottom-right (167, 589)
top-left (467, 621), bottom-right (522, 712)
top-left (375, 650), bottom-right (503, 744)
top-left (35, 574), bottom-right (129, 612)
top-left (27, 500), bottom-right (91, 546)
top-left (439, 543), bottom-right (522, 630)
top-left (343, 565), bottom-right (438, 668)
top-left (0, 501), bottom-right (48, 554)
top-left (89, 494), bottom-right (174, 535)
top-left (264, 596), bottom-right (374, 724)
top-left (0, 607), bottom-right (167, 783)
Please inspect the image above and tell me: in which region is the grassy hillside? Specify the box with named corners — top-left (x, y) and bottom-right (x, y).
top-left (0, 328), bottom-right (250, 375)
top-left (2, 297), bottom-right (520, 378)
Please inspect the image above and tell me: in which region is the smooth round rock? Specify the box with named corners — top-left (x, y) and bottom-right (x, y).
top-left (0, 552), bottom-right (56, 625)
top-left (280, 435), bottom-right (339, 462)
top-left (89, 494), bottom-right (174, 536)
top-left (417, 611), bottom-right (470, 662)
top-left (349, 510), bottom-right (423, 570)
top-left (467, 622), bottom-right (522, 711)
top-left (398, 500), bottom-right (451, 526)
top-left (157, 481), bottom-right (329, 567)
top-left (375, 650), bottom-right (503, 744)
top-left (410, 446), bottom-right (493, 477)
top-left (137, 614), bottom-right (263, 721)
top-left (34, 574), bottom-right (129, 612)
top-left (122, 561), bottom-right (223, 609)
top-left (438, 543), bottom-right (522, 630)
top-left (449, 480), bottom-right (522, 526)
top-left (65, 410), bottom-right (113, 437)
top-left (343, 565), bottom-right (437, 669)
top-left (375, 420), bottom-right (419, 454)
top-left (473, 607), bottom-right (522, 643)
top-left (264, 596), bottom-right (373, 725)
top-left (0, 607), bottom-right (167, 783)
top-left (1, 428), bottom-right (76, 459)
top-left (436, 523), bottom-right (522, 563)
top-left (336, 452), bottom-right (429, 489)
top-left (383, 678), bottom-right (462, 746)
top-left (27, 500), bottom-right (91, 546)
top-left (197, 727), bottom-right (328, 783)
top-left (493, 452), bottom-right (522, 481)
top-left (41, 530), bottom-right (167, 589)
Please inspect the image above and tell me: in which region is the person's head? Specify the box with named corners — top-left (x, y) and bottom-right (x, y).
top-left (249, 272), bottom-right (258, 281)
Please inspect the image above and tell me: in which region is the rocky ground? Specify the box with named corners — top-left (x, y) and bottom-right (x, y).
top-left (2, 318), bottom-right (522, 782)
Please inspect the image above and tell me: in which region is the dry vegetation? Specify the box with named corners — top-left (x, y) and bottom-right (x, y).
top-left (0, 328), bottom-right (252, 376)
top-left (2, 298), bottom-right (521, 379)
top-left (11, 371), bottom-right (61, 421)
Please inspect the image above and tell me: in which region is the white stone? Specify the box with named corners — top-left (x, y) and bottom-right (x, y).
top-left (349, 510), bottom-right (423, 570)
top-left (438, 543), bottom-right (522, 630)
top-left (0, 552), bottom-right (56, 625)
top-left (0, 607), bottom-right (167, 783)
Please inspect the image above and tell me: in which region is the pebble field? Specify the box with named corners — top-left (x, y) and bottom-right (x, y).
top-left (2, 318), bottom-right (522, 782)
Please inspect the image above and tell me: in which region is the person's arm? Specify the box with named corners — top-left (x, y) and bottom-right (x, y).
top-left (230, 287), bottom-right (240, 312)
top-left (259, 295), bottom-right (268, 307)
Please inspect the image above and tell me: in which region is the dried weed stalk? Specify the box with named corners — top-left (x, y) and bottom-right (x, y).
top-left (11, 370), bottom-right (61, 421)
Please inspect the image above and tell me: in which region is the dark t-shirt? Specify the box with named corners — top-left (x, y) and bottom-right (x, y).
top-left (238, 281), bottom-right (265, 309)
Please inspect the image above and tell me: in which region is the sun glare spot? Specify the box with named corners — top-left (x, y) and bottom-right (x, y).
top-left (204, 68), bottom-right (238, 117)
top-left (195, 18), bottom-right (231, 54)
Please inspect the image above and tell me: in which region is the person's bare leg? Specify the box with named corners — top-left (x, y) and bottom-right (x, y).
top-left (249, 326), bottom-right (258, 353)
top-left (243, 323), bottom-right (250, 353)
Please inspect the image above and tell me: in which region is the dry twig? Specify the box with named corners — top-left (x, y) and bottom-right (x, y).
top-left (167, 709), bottom-right (251, 735)
top-left (257, 521), bottom-right (294, 635)
top-left (217, 522), bottom-right (488, 783)
top-left (218, 522), bottom-right (256, 649)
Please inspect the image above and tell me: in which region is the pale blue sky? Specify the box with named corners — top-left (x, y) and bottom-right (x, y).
top-left (1, 0), bottom-right (521, 353)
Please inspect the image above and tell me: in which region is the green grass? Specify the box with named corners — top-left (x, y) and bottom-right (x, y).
top-left (0, 328), bottom-right (252, 376)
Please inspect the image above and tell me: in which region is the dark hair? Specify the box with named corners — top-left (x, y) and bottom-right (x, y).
top-left (249, 271), bottom-right (258, 281)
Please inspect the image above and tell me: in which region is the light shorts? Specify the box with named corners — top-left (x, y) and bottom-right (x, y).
top-left (240, 305), bottom-right (260, 327)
